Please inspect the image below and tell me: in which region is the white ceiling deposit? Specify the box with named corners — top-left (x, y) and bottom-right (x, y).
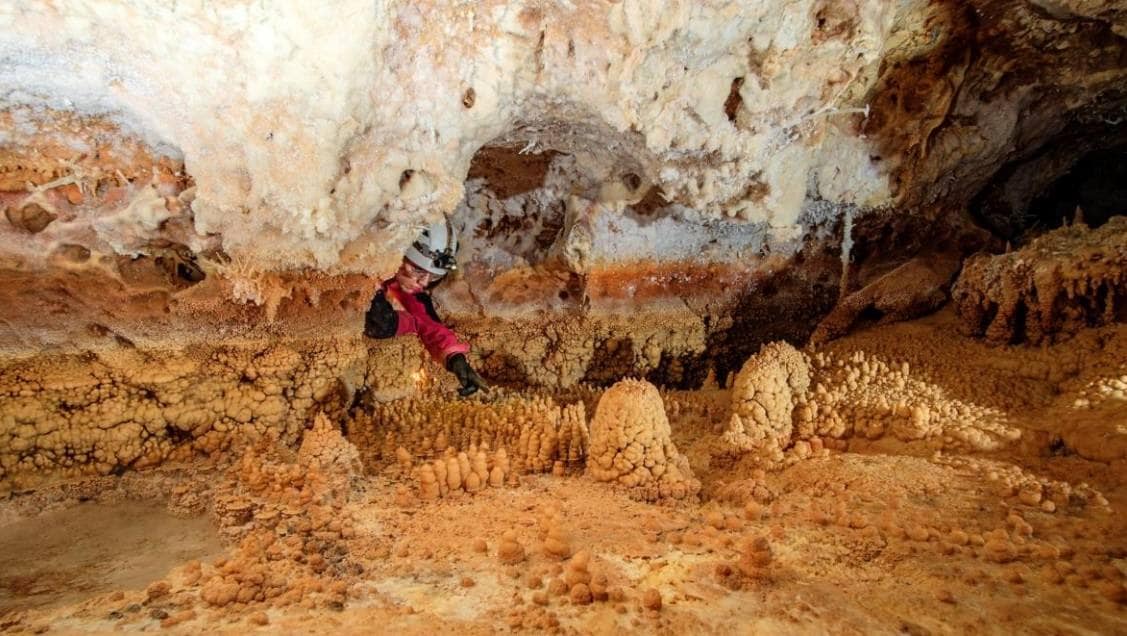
top-left (1, 0), bottom-right (1125, 632)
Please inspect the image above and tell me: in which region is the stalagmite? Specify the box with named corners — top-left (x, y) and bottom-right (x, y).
top-left (720, 342), bottom-right (810, 464)
top-left (588, 379), bottom-right (700, 501)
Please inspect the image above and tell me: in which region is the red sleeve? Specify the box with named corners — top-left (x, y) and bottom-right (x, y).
top-left (385, 282), bottom-right (471, 364)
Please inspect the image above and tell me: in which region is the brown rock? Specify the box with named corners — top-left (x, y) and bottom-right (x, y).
top-left (145, 580), bottom-right (171, 601)
top-left (5, 203), bottom-right (56, 233)
top-left (569, 583), bottom-right (593, 605)
top-left (160, 610), bottom-right (196, 628)
top-left (498, 531), bottom-right (526, 565)
top-left (61, 184), bottom-right (84, 205)
top-left (547, 578), bottom-right (569, 596)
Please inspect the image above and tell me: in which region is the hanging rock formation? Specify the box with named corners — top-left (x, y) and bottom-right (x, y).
top-left (952, 217), bottom-right (1127, 344)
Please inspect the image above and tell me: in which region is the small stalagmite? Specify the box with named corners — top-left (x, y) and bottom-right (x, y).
top-left (498, 530), bottom-right (526, 565)
top-left (543, 517), bottom-right (573, 560)
top-left (446, 455), bottom-right (463, 492)
top-left (395, 446), bottom-right (413, 473)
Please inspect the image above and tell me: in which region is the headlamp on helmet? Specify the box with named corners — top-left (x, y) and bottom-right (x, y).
top-left (404, 220), bottom-right (459, 277)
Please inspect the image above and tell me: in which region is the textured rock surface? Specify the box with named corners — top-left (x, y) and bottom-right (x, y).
top-left (0, 311), bottom-right (1123, 633)
top-left (0, 337), bottom-right (422, 494)
top-left (0, 0), bottom-right (1121, 358)
top-left (952, 217), bottom-right (1127, 344)
top-left (721, 341), bottom-right (811, 463)
top-left (810, 253), bottom-right (961, 345)
top-left (587, 378), bottom-right (700, 500)
top-left (1, 2), bottom-right (1126, 632)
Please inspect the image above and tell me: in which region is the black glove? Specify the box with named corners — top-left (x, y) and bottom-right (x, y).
top-left (364, 290), bottom-right (398, 339)
top-left (446, 353), bottom-right (488, 397)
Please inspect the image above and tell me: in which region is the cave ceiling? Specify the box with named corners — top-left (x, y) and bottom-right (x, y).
top-left (0, 0), bottom-right (1123, 354)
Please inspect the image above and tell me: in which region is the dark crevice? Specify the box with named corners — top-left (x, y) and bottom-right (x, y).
top-left (724, 77), bottom-right (745, 124)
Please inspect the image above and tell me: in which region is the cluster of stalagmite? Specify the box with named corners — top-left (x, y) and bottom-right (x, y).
top-left (497, 505), bottom-right (637, 629)
top-left (932, 454), bottom-right (1109, 514)
top-left (296, 412), bottom-right (363, 498)
top-left (587, 379), bottom-right (700, 501)
top-left (799, 350), bottom-right (1021, 452)
top-left (127, 420), bottom-right (363, 622)
top-left (348, 392), bottom-right (590, 484)
top-left (716, 340), bottom-right (1023, 467)
top-left (1073, 374), bottom-right (1127, 410)
top-left (358, 379), bottom-right (702, 503)
top-left (952, 217), bottom-right (1126, 344)
top-left (199, 424), bottom-right (360, 610)
top-left (412, 444), bottom-right (513, 501)
top-left (822, 315), bottom-right (1127, 465)
top-left (729, 450), bottom-right (1126, 607)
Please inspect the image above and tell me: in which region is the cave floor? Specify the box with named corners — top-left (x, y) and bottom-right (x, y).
top-left (0, 503), bottom-right (223, 617)
top-left (0, 310), bottom-right (1125, 634)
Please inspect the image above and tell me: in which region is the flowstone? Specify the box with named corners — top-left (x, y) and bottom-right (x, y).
top-left (952, 218), bottom-right (1127, 344)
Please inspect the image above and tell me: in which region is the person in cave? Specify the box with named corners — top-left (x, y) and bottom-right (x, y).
top-left (363, 220), bottom-right (488, 397)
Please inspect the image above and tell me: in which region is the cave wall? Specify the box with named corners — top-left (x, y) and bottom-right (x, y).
top-left (1, 0), bottom-right (1125, 493)
top-left (0, 0), bottom-right (1123, 377)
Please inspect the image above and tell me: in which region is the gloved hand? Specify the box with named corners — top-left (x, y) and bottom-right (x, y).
top-left (446, 353), bottom-right (489, 397)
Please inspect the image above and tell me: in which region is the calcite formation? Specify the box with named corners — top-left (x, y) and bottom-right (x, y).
top-left (201, 434), bottom-right (358, 610)
top-left (0, 310), bottom-right (1124, 633)
top-left (722, 341), bottom-right (811, 463)
top-left (347, 390), bottom-right (592, 484)
top-left (462, 311), bottom-right (711, 388)
top-left (952, 217), bottom-right (1127, 344)
top-left (410, 445), bottom-right (513, 500)
top-left (713, 535), bottom-right (774, 589)
top-left (296, 412), bottom-right (363, 497)
top-left (799, 349), bottom-right (1022, 452)
top-left (717, 335), bottom-right (1026, 469)
top-left (0, 0), bottom-right (1119, 361)
top-left (0, 1), bottom-right (896, 274)
top-left (0, 337), bottom-right (422, 495)
top-left (587, 378), bottom-right (700, 501)
top-left (65, 423), bottom-right (368, 623)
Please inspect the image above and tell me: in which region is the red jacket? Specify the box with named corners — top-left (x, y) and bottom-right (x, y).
top-left (383, 281), bottom-right (470, 364)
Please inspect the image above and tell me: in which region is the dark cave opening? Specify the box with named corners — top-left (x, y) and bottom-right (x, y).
top-left (970, 128), bottom-right (1127, 244)
top-left (1025, 146), bottom-right (1127, 234)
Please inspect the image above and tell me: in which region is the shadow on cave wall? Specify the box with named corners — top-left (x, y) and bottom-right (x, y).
top-left (581, 337), bottom-right (637, 386)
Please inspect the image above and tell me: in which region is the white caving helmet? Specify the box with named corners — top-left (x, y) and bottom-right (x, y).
top-left (404, 219), bottom-right (459, 277)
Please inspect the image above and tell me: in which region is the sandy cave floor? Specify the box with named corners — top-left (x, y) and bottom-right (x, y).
top-left (0, 503), bottom-right (224, 617)
top-left (0, 309), bottom-right (1125, 634)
